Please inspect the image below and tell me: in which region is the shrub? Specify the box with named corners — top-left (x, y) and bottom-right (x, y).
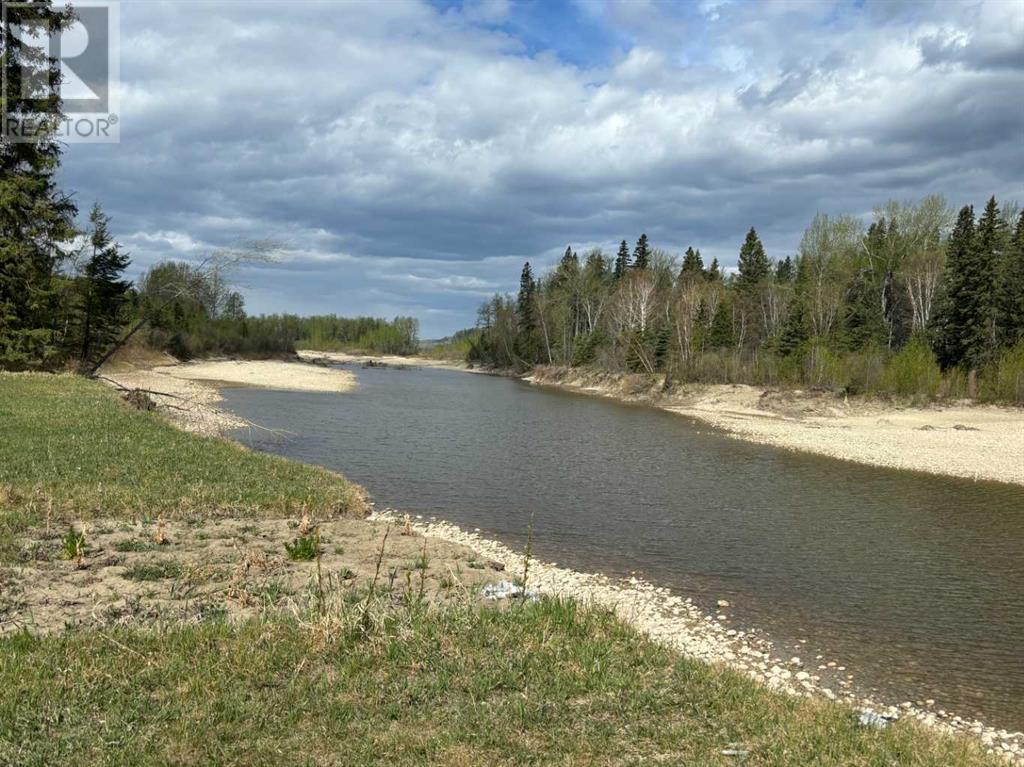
top-left (981, 341), bottom-right (1024, 404)
top-left (802, 342), bottom-right (847, 389)
top-left (60, 528), bottom-right (87, 560)
top-left (284, 535), bottom-right (319, 562)
top-left (880, 337), bottom-right (941, 399)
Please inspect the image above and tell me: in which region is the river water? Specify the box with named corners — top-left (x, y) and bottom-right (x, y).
top-left (222, 364), bottom-right (1024, 729)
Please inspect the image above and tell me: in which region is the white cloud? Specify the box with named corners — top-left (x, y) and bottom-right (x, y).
top-left (60, 0), bottom-right (1024, 336)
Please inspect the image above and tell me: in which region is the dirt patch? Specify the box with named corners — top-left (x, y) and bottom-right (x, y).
top-left (0, 516), bottom-right (508, 635)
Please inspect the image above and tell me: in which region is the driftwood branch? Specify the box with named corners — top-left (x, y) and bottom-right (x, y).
top-left (97, 374), bottom-right (293, 440)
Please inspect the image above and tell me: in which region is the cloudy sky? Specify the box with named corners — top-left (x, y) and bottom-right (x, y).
top-left (60, 0), bottom-right (1023, 338)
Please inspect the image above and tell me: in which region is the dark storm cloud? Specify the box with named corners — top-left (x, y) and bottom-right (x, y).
top-left (57, 0), bottom-right (1024, 337)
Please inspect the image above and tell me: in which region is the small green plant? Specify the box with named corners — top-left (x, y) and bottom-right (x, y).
top-left (60, 528), bottom-right (87, 561)
top-left (123, 562), bottom-right (182, 581)
top-left (284, 535), bottom-right (319, 562)
top-left (249, 579), bottom-right (287, 606)
top-left (410, 551), bottom-right (429, 571)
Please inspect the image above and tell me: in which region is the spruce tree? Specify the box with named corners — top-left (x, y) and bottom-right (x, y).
top-left (77, 204), bottom-right (131, 369)
top-left (679, 246), bottom-right (704, 285)
top-left (515, 262), bottom-right (538, 363)
top-left (736, 227), bottom-right (770, 293)
top-left (705, 257), bottom-right (722, 282)
top-left (775, 256), bottom-right (795, 283)
top-left (516, 262), bottom-right (536, 335)
top-left (932, 205), bottom-right (980, 369)
top-left (613, 240), bottom-right (630, 279)
top-left (632, 234), bottom-right (650, 270)
top-left (706, 301), bottom-right (734, 348)
top-left (996, 210), bottom-right (1024, 346)
top-left (776, 297), bottom-right (808, 356)
top-left (0, 2), bottom-right (78, 369)
top-left (969, 196), bottom-right (1005, 364)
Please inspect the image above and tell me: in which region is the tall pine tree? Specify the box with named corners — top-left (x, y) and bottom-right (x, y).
top-left (705, 257), bottom-right (722, 282)
top-left (632, 233), bottom-right (650, 270)
top-left (515, 262), bottom-right (538, 363)
top-left (933, 205), bottom-right (983, 369)
top-left (997, 210), bottom-right (1024, 346)
top-left (679, 246), bottom-right (704, 285)
top-left (613, 240), bottom-right (630, 279)
top-left (735, 227), bottom-right (770, 293)
top-left (970, 196), bottom-right (1005, 364)
top-left (775, 256), bottom-right (795, 283)
top-left (78, 204), bottom-right (131, 370)
top-left (0, 1), bottom-right (79, 369)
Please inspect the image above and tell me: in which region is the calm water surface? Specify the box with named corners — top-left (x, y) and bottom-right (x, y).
top-left (223, 365), bottom-right (1024, 728)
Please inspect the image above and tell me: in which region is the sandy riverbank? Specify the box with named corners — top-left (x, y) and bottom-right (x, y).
top-left (297, 349), bottom-right (474, 373)
top-left (525, 367), bottom-right (1024, 487)
top-left (102, 358), bottom-right (356, 436)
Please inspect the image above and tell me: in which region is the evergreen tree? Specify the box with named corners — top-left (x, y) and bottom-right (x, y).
top-left (613, 240), bottom-right (630, 279)
top-left (706, 300), bottom-right (734, 348)
top-left (735, 227), bottom-right (770, 293)
top-left (515, 262), bottom-right (538, 363)
top-left (632, 234), bottom-right (650, 270)
top-left (842, 271), bottom-right (886, 351)
top-left (776, 297), bottom-right (808, 356)
top-left (554, 246), bottom-right (580, 288)
top-left (77, 204), bottom-right (131, 369)
top-left (679, 246), bottom-right (704, 285)
top-left (970, 196), bottom-right (1005, 363)
top-left (996, 210), bottom-right (1024, 346)
top-left (775, 256), bottom-right (795, 283)
top-left (516, 262), bottom-right (536, 335)
top-left (932, 205), bottom-right (984, 369)
top-left (653, 319), bottom-right (671, 371)
top-left (705, 257), bottom-right (722, 282)
top-left (0, 1), bottom-right (78, 369)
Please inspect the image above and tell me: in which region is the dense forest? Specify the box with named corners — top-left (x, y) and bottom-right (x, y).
top-left (0, 1), bottom-right (416, 372)
top-left (470, 196), bottom-right (1024, 402)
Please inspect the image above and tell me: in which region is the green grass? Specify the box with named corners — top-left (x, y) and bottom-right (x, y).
top-left (0, 373), bottom-right (364, 561)
top-left (0, 598), bottom-right (997, 766)
top-left (284, 534), bottom-right (319, 561)
top-left (122, 562), bottom-right (183, 582)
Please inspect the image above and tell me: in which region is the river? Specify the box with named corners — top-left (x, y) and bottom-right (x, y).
top-left (222, 364), bottom-right (1024, 729)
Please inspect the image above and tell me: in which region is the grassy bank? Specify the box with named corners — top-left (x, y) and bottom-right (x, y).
top-left (0, 598), bottom-right (999, 766)
top-left (0, 374), bottom-right (1003, 765)
top-left (0, 373), bottom-right (364, 562)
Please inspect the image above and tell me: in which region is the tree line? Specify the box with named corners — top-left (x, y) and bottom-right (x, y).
top-left (0, 1), bottom-right (417, 372)
top-left (470, 195), bottom-right (1024, 402)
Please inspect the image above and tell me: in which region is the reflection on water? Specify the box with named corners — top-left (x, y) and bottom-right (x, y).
top-left (222, 365), bottom-right (1024, 728)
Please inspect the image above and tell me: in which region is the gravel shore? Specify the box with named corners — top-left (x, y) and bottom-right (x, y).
top-left (102, 358), bottom-right (356, 436)
top-left (375, 509), bottom-right (1023, 763)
